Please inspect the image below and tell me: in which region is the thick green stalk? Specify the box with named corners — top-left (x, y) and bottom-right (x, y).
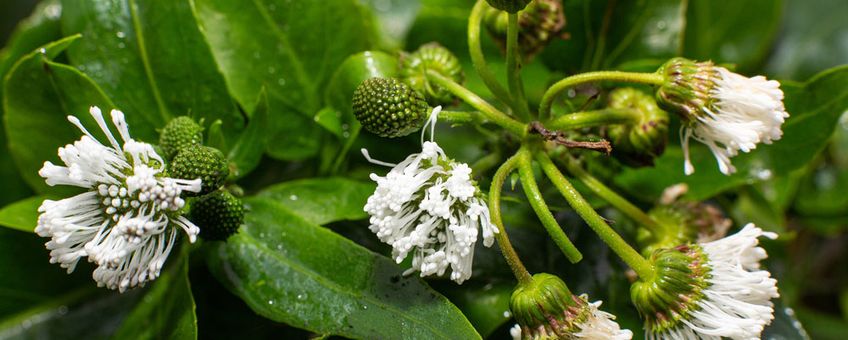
top-left (469, 0), bottom-right (516, 110)
top-left (535, 151), bottom-right (655, 280)
top-left (516, 147), bottom-right (583, 263)
top-left (489, 154), bottom-right (533, 284)
top-left (439, 110), bottom-right (484, 124)
top-left (506, 12), bottom-right (531, 120)
top-left (426, 70), bottom-right (527, 136)
top-left (539, 71), bottom-right (664, 119)
top-left (559, 155), bottom-right (661, 232)
top-left (546, 108), bottom-right (640, 131)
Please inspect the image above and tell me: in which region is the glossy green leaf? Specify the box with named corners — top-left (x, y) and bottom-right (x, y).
top-left (194, 0), bottom-right (376, 160)
top-left (363, 0), bottom-right (421, 50)
top-left (206, 197), bottom-right (479, 339)
top-left (616, 66), bottom-right (848, 201)
top-left (60, 0), bottom-right (243, 142)
top-left (683, 0), bottom-right (783, 72)
top-left (0, 196), bottom-right (46, 233)
top-left (228, 91), bottom-right (270, 179)
top-left (114, 251), bottom-right (197, 340)
top-left (766, 0), bottom-right (848, 80)
top-left (257, 177), bottom-right (374, 225)
top-left (0, 0), bottom-right (61, 205)
top-left (3, 36), bottom-right (115, 194)
top-left (436, 281), bottom-right (513, 338)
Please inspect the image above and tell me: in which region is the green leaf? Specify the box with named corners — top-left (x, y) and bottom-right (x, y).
top-left (206, 197), bottom-right (479, 339)
top-left (60, 0), bottom-right (243, 142)
top-left (436, 281), bottom-right (513, 338)
top-left (228, 90), bottom-right (271, 179)
top-left (0, 196), bottom-right (46, 233)
top-left (257, 177), bottom-right (374, 225)
top-left (0, 0), bottom-right (61, 205)
top-left (683, 0), bottom-right (783, 72)
top-left (194, 0), bottom-right (376, 160)
top-left (114, 250), bottom-right (197, 340)
top-left (3, 36), bottom-right (116, 194)
top-left (616, 66), bottom-right (848, 201)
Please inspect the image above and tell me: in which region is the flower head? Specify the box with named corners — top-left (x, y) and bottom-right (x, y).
top-left (510, 273), bottom-right (632, 340)
top-left (656, 58), bottom-right (789, 175)
top-left (362, 107), bottom-right (497, 283)
top-left (36, 107), bottom-right (201, 292)
top-left (631, 224), bottom-right (779, 339)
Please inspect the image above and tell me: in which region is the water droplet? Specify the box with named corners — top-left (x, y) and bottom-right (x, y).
top-left (502, 310), bottom-right (511, 318)
top-left (296, 294), bottom-right (306, 300)
top-left (567, 89), bottom-right (577, 98)
top-left (117, 42), bottom-right (126, 49)
top-left (116, 31), bottom-right (126, 39)
top-left (289, 194), bottom-right (298, 201)
top-left (362, 305), bottom-right (368, 310)
top-left (39, 48), bottom-right (47, 54)
top-left (656, 20), bottom-right (667, 30)
top-left (341, 124), bottom-right (349, 130)
top-left (57, 305), bottom-right (69, 315)
top-left (267, 300), bottom-right (275, 305)
top-left (276, 244), bottom-right (283, 250)
top-left (277, 78), bottom-right (286, 86)
top-left (342, 132), bottom-right (350, 138)
top-left (259, 232), bottom-right (266, 238)
top-left (268, 66), bottom-right (276, 74)
top-left (253, 51), bottom-right (261, 59)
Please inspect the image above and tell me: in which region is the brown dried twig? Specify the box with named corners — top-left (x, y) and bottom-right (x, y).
top-left (529, 121), bottom-right (612, 154)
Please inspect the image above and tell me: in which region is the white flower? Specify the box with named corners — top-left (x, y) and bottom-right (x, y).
top-left (361, 106), bottom-right (498, 283)
top-left (35, 106), bottom-right (201, 292)
top-left (573, 299), bottom-right (633, 340)
top-left (649, 224), bottom-right (780, 340)
top-left (681, 67), bottom-right (788, 175)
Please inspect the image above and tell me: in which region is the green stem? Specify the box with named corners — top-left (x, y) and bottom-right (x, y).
top-left (535, 151), bottom-right (654, 280)
top-left (427, 70), bottom-right (527, 136)
top-left (546, 108), bottom-right (640, 130)
top-left (489, 153), bottom-right (534, 284)
top-left (559, 155), bottom-right (661, 232)
top-left (439, 110), bottom-right (484, 124)
top-left (469, 0), bottom-right (516, 110)
top-left (539, 71), bottom-right (664, 119)
top-left (506, 12), bottom-right (531, 121)
top-left (517, 147), bottom-right (583, 263)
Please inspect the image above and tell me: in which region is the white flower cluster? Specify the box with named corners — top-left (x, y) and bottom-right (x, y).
top-left (682, 68), bottom-right (788, 175)
top-left (362, 107), bottom-right (497, 283)
top-left (36, 107), bottom-right (201, 292)
top-left (651, 224), bottom-right (780, 340)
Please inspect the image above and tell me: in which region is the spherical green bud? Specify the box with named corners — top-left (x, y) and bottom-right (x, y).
top-left (486, 0), bottom-right (531, 13)
top-left (655, 57), bottom-right (720, 122)
top-left (637, 188), bottom-right (731, 255)
top-left (484, 0), bottom-right (565, 59)
top-left (170, 145), bottom-right (229, 196)
top-left (399, 43), bottom-right (464, 106)
top-left (190, 190), bottom-right (244, 241)
top-left (630, 246), bottom-right (710, 334)
top-left (510, 273), bottom-right (586, 339)
top-left (352, 77), bottom-right (429, 138)
top-left (159, 116), bottom-right (204, 160)
top-left (605, 88), bottom-right (670, 166)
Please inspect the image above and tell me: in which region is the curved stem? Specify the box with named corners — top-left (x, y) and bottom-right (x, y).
top-left (489, 153), bottom-right (533, 284)
top-left (469, 0), bottom-right (516, 110)
top-left (539, 71), bottom-right (664, 119)
top-left (427, 70), bottom-right (527, 136)
top-left (517, 147), bottom-right (583, 263)
top-left (546, 108), bottom-right (640, 130)
top-left (558, 155), bottom-right (661, 232)
top-left (506, 12), bottom-right (531, 121)
top-left (535, 151), bottom-right (654, 280)
top-left (439, 110), bottom-right (484, 124)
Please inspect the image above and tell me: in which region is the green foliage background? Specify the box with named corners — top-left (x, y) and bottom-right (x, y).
top-left (0, 0), bottom-right (846, 339)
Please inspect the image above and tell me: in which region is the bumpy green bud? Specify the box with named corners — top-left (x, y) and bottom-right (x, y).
top-left (637, 187), bottom-right (731, 255)
top-left (655, 58), bottom-right (720, 121)
top-left (510, 273), bottom-right (587, 339)
top-left (630, 246), bottom-right (710, 334)
top-left (399, 43), bottom-right (464, 106)
top-left (352, 77), bottom-right (429, 138)
top-left (170, 145), bottom-right (229, 196)
top-left (486, 0), bottom-right (531, 13)
top-left (484, 0), bottom-right (565, 59)
top-left (190, 190), bottom-right (244, 241)
top-left (159, 116), bottom-right (204, 160)
top-left (605, 88), bottom-right (670, 166)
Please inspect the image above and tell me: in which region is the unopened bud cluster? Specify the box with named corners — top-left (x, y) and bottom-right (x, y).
top-left (605, 88), bottom-right (669, 166)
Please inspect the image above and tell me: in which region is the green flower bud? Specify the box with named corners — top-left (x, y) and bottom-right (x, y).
top-left (399, 42), bottom-right (464, 106)
top-left (159, 116), bottom-right (203, 160)
top-left (510, 273), bottom-right (584, 338)
top-left (484, 0), bottom-right (565, 59)
top-left (605, 88), bottom-right (670, 166)
top-left (190, 190), bottom-right (244, 241)
top-left (170, 145), bottom-right (229, 196)
top-left (655, 58), bottom-right (720, 122)
top-left (630, 246), bottom-right (710, 334)
top-left (486, 0), bottom-right (531, 13)
top-left (637, 186), bottom-right (731, 255)
top-left (352, 77), bottom-right (429, 138)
